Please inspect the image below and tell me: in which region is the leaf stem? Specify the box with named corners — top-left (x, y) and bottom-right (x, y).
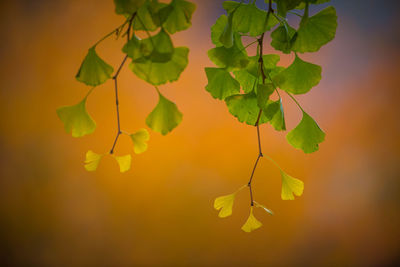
top-left (109, 13), bottom-right (136, 154)
top-left (93, 18), bottom-right (130, 47)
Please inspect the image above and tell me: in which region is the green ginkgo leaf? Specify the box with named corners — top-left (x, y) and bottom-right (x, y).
top-left (210, 15), bottom-right (228, 47)
top-left (160, 0), bottom-right (196, 34)
top-left (232, 3), bottom-right (278, 36)
top-left (140, 29), bottom-right (174, 62)
top-left (280, 170), bottom-right (304, 200)
top-left (254, 201), bottom-right (274, 215)
top-left (132, 1), bottom-right (158, 31)
top-left (263, 99), bottom-right (286, 131)
top-left (205, 68), bottom-right (240, 100)
top-left (273, 54), bottom-right (321, 94)
top-left (207, 34), bottom-right (249, 71)
top-left (56, 95), bottom-right (96, 138)
top-left (222, 1), bottom-right (240, 13)
top-left (122, 35), bottom-right (143, 61)
top-left (114, 0), bottom-right (146, 15)
top-left (113, 154), bottom-right (132, 173)
top-left (225, 93), bottom-right (268, 125)
top-left (130, 47), bottom-right (189, 85)
top-left (214, 193), bottom-right (236, 218)
top-left (241, 207), bottom-right (262, 233)
top-left (219, 13), bottom-right (234, 48)
top-left (272, 0), bottom-right (302, 17)
top-left (271, 24), bottom-right (296, 54)
top-left (256, 83), bottom-right (275, 109)
top-left (130, 128), bottom-right (150, 154)
top-left (76, 47), bottom-right (114, 86)
top-left (292, 6), bottom-right (337, 53)
top-left (146, 91), bottom-right (183, 135)
top-left (84, 150), bottom-right (104, 171)
top-left (286, 111), bottom-right (325, 153)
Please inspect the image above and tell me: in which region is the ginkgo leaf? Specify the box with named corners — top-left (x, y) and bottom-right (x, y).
top-left (114, 0), bottom-right (146, 15)
top-left (76, 47), bottom-right (114, 86)
top-left (254, 201), bottom-right (274, 215)
top-left (84, 150), bottom-right (104, 171)
top-left (56, 96), bottom-right (96, 138)
top-left (273, 54), bottom-right (321, 94)
top-left (214, 193), bottom-right (236, 218)
top-left (130, 128), bottom-right (150, 154)
top-left (130, 47), bottom-right (189, 85)
top-left (207, 34), bottom-right (249, 71)
top-left (205, 68), bottom-right (240, 100)
top-left (241, 207), bottom-right (262, 233)
top-left (222, 1), bottom-right (240, 13)
top-left (225, 93), bottom-right (268, 125)
top-left (210, 15), bottom-right (228, 47)
top-left (271, 24), bottom-right (296, 54)
top-left (146, 91), bottom-right (183, 135)
top-left (160, 0), bottom-right (196, 34)
top-left (263, 99), bottom-right (286, 131)
top-left (219, 13), bottom-right (234, 48)
top-left (122, 35), bottom-right (143, 61)
top-left (232, 3), bottom-right (278, 36)
top-left (256, 83), bottom-right (275, 109)
top-left (286, 111), bottom-right (325, 153)
top-left (113, 154), bottom-right (132, 173)
top-left (280, 170), bottom-right (304, 200)
top-left (273, 0), bottom-right (302, 17)
top-left (140, 29), bottom-right (174, 62)
top-left (132, 1), bottom-right (158, 31)
top-left (292, 6), bottom-right (337, 53)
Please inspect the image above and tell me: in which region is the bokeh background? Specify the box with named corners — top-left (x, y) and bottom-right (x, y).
top-left (1, 0), bottom-right (399, 266)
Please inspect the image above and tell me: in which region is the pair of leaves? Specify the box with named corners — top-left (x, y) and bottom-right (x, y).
top-left (85, 150), bottom-right (132, 173)
top-left (271, 6), bottom-right (337, 54)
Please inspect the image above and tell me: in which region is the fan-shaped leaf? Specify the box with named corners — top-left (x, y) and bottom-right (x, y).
top-left (281, 170), bottom-right (304, 200)
top-left (205, 68), bottom-right (240, 100)
top-left (84, 150), bottom-right (104, 171)
top-left (241, 207), bottom-right (262, 233)
top-left (130, 128), bottom-right (150, 154)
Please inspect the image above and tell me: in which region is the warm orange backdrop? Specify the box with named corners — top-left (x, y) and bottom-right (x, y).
top-left (1, 0), bottom-right (399, 266)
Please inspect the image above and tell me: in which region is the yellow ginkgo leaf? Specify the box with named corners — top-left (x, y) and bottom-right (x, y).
top-left (130, 129), bottom-right (150, 154)
top-left (241, 207), bottom-right (262, 233)
top-left (84, 150), bottom-right (103, 171)
top-left (113, 154), bottom-right (132, 173)
top-left (281, 171), bottom-right (304, 200)
top-left (214, 193), bottom-right (236, 218)
top-left (254, 201), bottom-right (274, 215)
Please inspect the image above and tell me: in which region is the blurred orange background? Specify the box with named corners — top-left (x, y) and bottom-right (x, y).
top-left (1, 0), bottom-right (399, 266)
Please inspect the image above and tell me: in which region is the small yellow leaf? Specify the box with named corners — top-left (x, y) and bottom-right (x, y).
top-left (214, 193), bottom-right (235, 218)
top-left (130, 129), bottom-right (150, 154)
top-left (241, 207), bottom-right (262, 233)
top-left (281, 171), bottom-right (304, 200)
top-left (84, 150), bottom-right (103, 171)
top-left (113, 154), bottom-right (132, 173)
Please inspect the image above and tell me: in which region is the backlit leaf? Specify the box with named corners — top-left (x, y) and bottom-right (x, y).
top-left (130, 128), bottom-right (150, 154)
top-left (281, 170), bottom-right (304, 200)
top-left (273, 54), bottom-right (321, 94)
top-left (286, 111), bottom-right (325, 153)
top-left (256, 83), bottom-right (275, 109)
top-left (160, 0), bottom-right (196, 34)
top-left (219, 13), bottom-right (234, 48)
top-left (122, 35), bottom-right (143, 61)
top-left (263, 99), bottom-right (286, 131)
top-left (205, 68), bottom-right (240, 100)
top-left (241, 207), bottom-right (262, 233)
top-left (232, 3), bottom-right (278, 36)
top-left (84, 150), bottom-right (104, 171)
top-left (146, 91), bottom-right (183, 135)
top-left (292, 6), bottom-right (337, 53)
top-left (210, 15), bottom-right (228, 47)
top-left (270, 24), bottom-right (296, 54)
top-left (113, 154), bottom-right (132, 173)
top-left (140, 29), bottom-right (174, 62)
top-left (225, 93), bottom-right (268, 125)
top-left (56, 95), bottom-right (96, 138)
top-left (132, 1), bottom-right (158, 31)
top-left (76, 47), bottom-right (114, 86)
top-left (130, 47), bottom-right (189, 85)
top-left (214, 193), bottom-right (236, 218)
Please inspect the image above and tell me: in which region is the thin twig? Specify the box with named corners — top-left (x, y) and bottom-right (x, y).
top-left (109, 13), bottom-right (136, 154)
